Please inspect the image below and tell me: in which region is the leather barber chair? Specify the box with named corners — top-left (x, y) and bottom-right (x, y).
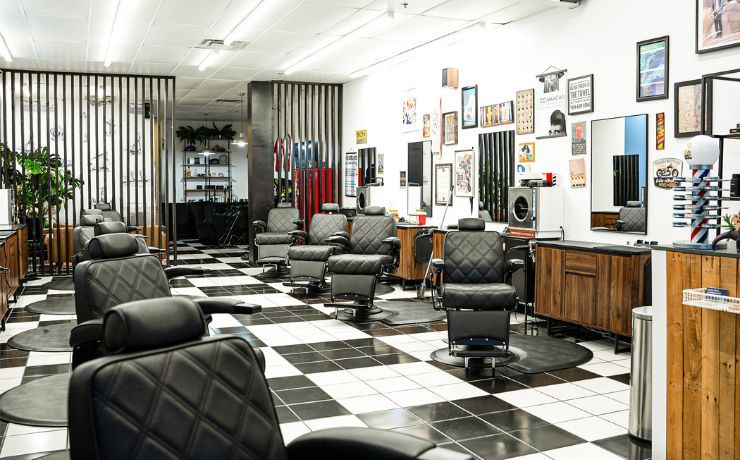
top-left (431, 218), bottom-right (523, 372)
top-left (326, 206), bottom-right (400, 320)
top-left (478, 202), bottom-right (493, 223)
top-left (615, 201), bottom-right (646, 233)
top-left (252, 203), bottom-right (301, 279)
top-left (74, 221), bottom-right (159, 264)
top-left (68, 297), bottom-right (472, 460)
top-left (286, 203), bottom-right (347, 292)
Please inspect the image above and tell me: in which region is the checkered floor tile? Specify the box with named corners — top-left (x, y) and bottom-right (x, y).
top-left (0, 241), bottom-right (650, 459)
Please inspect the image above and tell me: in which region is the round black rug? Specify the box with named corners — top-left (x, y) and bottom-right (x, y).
top-left (25, 296), bottom-right (76, 315)
top-left (43, 278), bottom-right (75, 291)
top-left (7, 323), bottom-right (76, 352)
top-left (0, 373), bottom-right (70, 427)
top-left (378, 300), bottom-right (445, 325)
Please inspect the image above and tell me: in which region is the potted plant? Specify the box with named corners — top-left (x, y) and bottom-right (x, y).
top-left (176, 125), bottom-right (197, 151)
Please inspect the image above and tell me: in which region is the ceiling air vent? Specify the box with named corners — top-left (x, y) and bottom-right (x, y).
top-left (215, 98), bottom-right (242, 104)
top-left (196, 39), bottom-right (249, 51)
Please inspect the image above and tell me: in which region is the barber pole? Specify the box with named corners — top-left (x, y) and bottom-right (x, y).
top-left (689, 166), bottom-right (710, 244)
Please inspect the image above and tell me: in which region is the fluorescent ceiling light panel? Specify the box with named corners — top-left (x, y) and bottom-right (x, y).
top-left (0, 33), bottom-right (11, 63)
top-left (224, 0), bottom-right (279, 46)
top-left (198, 51), bottom-right (218, 71)
top-left (103, 0), bottom-right (124, 67)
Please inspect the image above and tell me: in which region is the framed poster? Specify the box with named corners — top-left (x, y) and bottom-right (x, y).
top-left (569, 158), bottom-right (586, 188)
top-left (653, 157), bottom-right (683, 189)
top-left (454, 149), bottom-right (474, 197)
top-left (518, 142), bottom-right (535, 163)
top-left (435, 163), bottom-right (453, 206)
top-left (636, 36), bottom-right (669, 101)
top-left (674, 79), bottom-right (703, 137)
top-left (656, 112), bottom-right (666, 150)
top-left (535, 69), bottom-right (568, 138)
top-left (567, 74), bottom-right (594, 115)
top-left (571, 122), bottom-right (587, 155)
top-left (443, 111), bottom-right (458, 145)
top-left (479, 102), bottom-right (514, 128)
top-left (422, 114), bottom-right (431, 138)
top-left (356, 129), bottom-right (367, 144)
top-left (401, 89), bottom-right (417, 132)
top-left (516, 89), bottom-right (535, 135)
top-left (400, 171), bottom-right (407, 187)
top-left (480, 105), bottom-right (494, 128)
top-left (344, 152), bottom-right (358, 197)
top-left (696, 0), bottom-right (740, 53)
top-left (461, 85), bottom-right (478, 129)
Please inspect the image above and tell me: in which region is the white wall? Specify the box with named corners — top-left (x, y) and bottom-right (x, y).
top-left (342, 0), bottom-right (740, 244)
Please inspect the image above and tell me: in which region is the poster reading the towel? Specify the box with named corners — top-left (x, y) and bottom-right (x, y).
top-left (535, 69), bottom-right (568, 139)
top-left (454, 149), bottom-right (475, 197)
top-left (344, 152), bottom-right (358, 197)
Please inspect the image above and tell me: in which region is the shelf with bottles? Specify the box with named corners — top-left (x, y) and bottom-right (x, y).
top-left (182, 176), bottom-right (235, 181)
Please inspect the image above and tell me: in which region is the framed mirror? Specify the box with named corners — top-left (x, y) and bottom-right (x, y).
top-left (407, 141), bottom-right (433, 217)
top-left (590, 114), bottom-right (648, 234)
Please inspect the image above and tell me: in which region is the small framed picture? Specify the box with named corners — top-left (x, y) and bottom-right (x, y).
top-left (443, 111), bottom-right (458, 145)
top-left (461, 85), bottom-right (478, 129)
top-left (673, 79), bottom-right (703, 138)
top-left (435, 163), bottom-right (453, 206)
top-left (567, 74), bottom-right (594, 115)
top-left (518, 142), bottom-right (535, 163)
top-left (636, 36), bottom-right (669, 101)
top-left (696, 0), bottom-right (740, 54)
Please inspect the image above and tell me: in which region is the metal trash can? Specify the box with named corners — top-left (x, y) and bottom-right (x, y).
top-left (629, 306), bottom-right (652, 441)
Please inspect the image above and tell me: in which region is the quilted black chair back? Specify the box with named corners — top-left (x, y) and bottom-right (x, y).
top-left (267, 206), bottom-right (300, 233)
top-left (350, 206), bottom-right (396, 255)
top-left (74, 234), bottom-right (171, 323)
top-left (308, 213), bottom-right (347, 245)
top-left (616, 201), bottom-right (646, 233)
top-left (95, 202), bottom-right (126, 223)
top-left (443, 218), bottom-right (505, 284)
top-left (69, 298), bottom-right (286, 460)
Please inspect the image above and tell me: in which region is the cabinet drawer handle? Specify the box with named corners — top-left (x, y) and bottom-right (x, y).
top-left (0, 267), bottom-right (9, 274)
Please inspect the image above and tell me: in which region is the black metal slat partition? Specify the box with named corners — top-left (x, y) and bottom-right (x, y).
top-left (612, 154), bottom-right (639, 206)
top-left (478, 130), bottom-right (515, 222)
top-left (0, 70), bottom-right (176, 275)
top-left (272, 82), bottom-right (342, 227)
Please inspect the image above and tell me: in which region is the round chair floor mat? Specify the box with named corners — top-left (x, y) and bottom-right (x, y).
top-left (43, 278), bottom-right (75, 291)
top-left (431, 348), bottom-right (518, 368)
top-left (375, 283), bottom-right (394, 295)
top-left (7, 323), bottom-right (76, 352)
top-left (0, 373), bottom-right (70, 427)
top-left (378, 300), bottom-right (445, 325)
top-left (25, 296), bottom-right (76, 315)
top-left (335, 307), bottom-right (399, 323)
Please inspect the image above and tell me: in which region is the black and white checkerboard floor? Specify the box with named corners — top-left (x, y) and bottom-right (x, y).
top-left (0, 241), bottom-right (650, 459)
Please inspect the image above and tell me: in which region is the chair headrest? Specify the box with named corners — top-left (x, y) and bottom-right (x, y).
top-left (94, 221), bottom-right (127, 236)
top-left (86, 233), bottom-right (140, 259)
top-left (458, 218), bottom-right (485, 231)
top-left (321, 203), bottom-right (340, 213)
top-left (103, 297), bottom-right (205, 353)
top-left (364, 206), bottom-right (386, 216)
top-left (479, 201), bottom-right (485, 210)
top-left (80, 215), bottom-right (104, 226)
top-left (276, 202), bottom-right (293, 208)
top-left (82, 208), bottom-right (103, 216)
top-left (94, 202), bottom-right (113, 211)
top-left (625, 201), bottom-right (643, 208)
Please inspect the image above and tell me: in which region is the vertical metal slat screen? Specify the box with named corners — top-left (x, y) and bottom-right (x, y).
top-left (478, 130), bottom-right (515, 222)
top-left (272, 82), bottom-right (342, 228)
top-left (0, 69), bottom-right (176, 276)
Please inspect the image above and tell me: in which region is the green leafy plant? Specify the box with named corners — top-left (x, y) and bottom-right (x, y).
top-left (723, 214), bottom-right (737, 231)
top-left (175, 125), bottom-right (197, 146)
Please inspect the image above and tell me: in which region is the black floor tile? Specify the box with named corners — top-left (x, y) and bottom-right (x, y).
top-left (0, 357), bottom-right (29, 368)
top-left (479, 409), bottom-right (550, 432)
top-left (509, 424), bottom-right (585, 451)
top-left (342, 338), bottom-right (377, 347)
top-left (283, 351), bottom-right (328, 364)
top-left (547, 367), bottom-right (601, 382)
top-left (436, 443), bottom-right (474, 456)
top-left (462, 433), bottom-right (538, 460)
top-left (593, 434), bottom-right (652, 459)
top-left (273, 344), bottom-right (315, 354)
top-left (23, 363), bottom-right (70, 377)
top-left (334, 356), bottom-right (382, 369)
top-left (407, 402), bottom-right (469, 422)
top-left (508, 372), bottom-right (564, 388)
top-left (267, 375), bottom-right (315, 391)
top-left (452, 396), bottom-right (515, 415)
top-left (609, 373), bottom-right (631, 385)
top-left (365, 328), bottom-right (404, 337)
top-left (294, 360), bottom-right (343, 374)
top-left (289, 400), bottom-right (350, 420)
top-left (355, 343), bottom-right (403, 356)
top-left (274, 406), bottom-right (299, 424)
top-left (275, 386), bottom-right (331, 404)
top-left (374, 353), bottom-right (420, 365)
top-left (469, 377), bottom-right (527, 394)
top-left (431, 416), bottom-right (501, 441)
top-left (320, 348), bottom-right (364, 360)
top-left (358, 408), bottom-right (424, 429)
top-left (309, 341), bottom-right (350, 351)
top-left (392, 424), bottom-right (450, 444)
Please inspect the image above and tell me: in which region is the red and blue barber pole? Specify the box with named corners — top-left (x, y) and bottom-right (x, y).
top-left (689, 166), bottom-right (709, 245)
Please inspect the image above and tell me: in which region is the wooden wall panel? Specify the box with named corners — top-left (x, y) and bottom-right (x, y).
top-left (700, 256), bottom-right (720, 460)
top-left (718, 257), bottom-right (737, 460)
top-left (534, 247), bottom-right (563, 319)
top-left (666, 252), bottom-right (687, 460)
top-left (683, 254), bottom-right (703, 459)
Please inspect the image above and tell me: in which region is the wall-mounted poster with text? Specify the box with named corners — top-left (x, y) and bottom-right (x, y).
top-left (653, 157), bottom-right (682, 189)
top-left (571, 122), bottom-right (587, 155)
top-left (535, 69), bottom-right (568, 139)
top-left (454, 149), bottom-right (474, 197)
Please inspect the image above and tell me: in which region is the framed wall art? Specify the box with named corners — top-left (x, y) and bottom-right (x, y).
top-left (518, 142), bottom-right (535, 163)
top-left (401, 89), bottom-right (417, 132)
top-left (535, 68), bottom-right (568, 138)
top-left (400, 171), bottom-right (407, 187)
top-left (443, 111), bottom-right (458, 145)
top-left (569, 158), bottom-right (586, 188)
top-left (461, 85), bottom-right (478, 129)
top-left (571, 122), bottom-right (587, 155)
top-left (636, 36), bottom-right (669, 101)
top-left (435, 163), bottom-right (453, 206)
top-left (567, 74), bottom-right (594, 115)
top-left (516, 89), bottom-right (535, 135)
top-left (696, 0), bottom-right (740, 53)
top-left (479, 102), bottom-right (514, 128)
top-left (674, 79), bottom-right (703, 137)
top-left (454, 149), bottom-right (475, 197)
top-left (344, 152), bottom-right (358, 197)
top-left (656, 112), bottom-right (666, 150)
top-left (422, 113), bottom-right (431, 138)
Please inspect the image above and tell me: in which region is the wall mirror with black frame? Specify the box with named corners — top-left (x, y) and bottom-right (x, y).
top-left (407, 141), bottom-right (433, 217)
top-left (590, 114), bottom-right (648, 234)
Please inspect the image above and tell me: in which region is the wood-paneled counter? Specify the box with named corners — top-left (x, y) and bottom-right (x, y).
top-left (0, 225), bottom-right (30, 328)
top-left (534, 241), bottom-right (651, 336)
top-left (395, 224), bottom-right (436, 288)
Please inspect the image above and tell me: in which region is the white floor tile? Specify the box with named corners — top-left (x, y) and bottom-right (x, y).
top-left (600, 409), bottom-right (630, 429)
top-left (170, 287), bottom-right (206, 297)
top-left (522, 401), bottom-right (591, 424)
top-left (386, 362), bottom-right (440, 376)
top-left (348, 366), bottom-right (401, 381)
top-left (495, 389), bottom-right (557, 408)
top-left (429, 382), bottom-right (489, 400)
top-left (264, 365), bottom-right (302, 379)
top-left (26, 351), bottom-right (71, 367)
top-left (557, 416), bottom-right (627, 441)
top-left (0, 429), bottom-right (68, 457)
top-left (366, 376), bottom-right (420, 393)
top-left (263, 293), bottom-right (306, 307)
top-left (407, 371), bottom-right (462, 387)
top-left (303, 414), bottom-right (367, 431)
top-left (541, 442), bottom-right (624, 460)
top-left (579, 362), bottom-right (631, 376)
top-left (507, 454), bottom-right (551, 460)
top-left (573, 378), bottom-right (629, 395)
top-left (321, 381), bottom-right (378, 399)
top-left (187, 277), bottom-right (217, 287)
top-left (336, 394), bottom-right (399, 414)
top-left (280, 421), bottom-right (311, 444)
top-left (0, 377), bottom-right (22, 395)
top-left (536, 383), bottom-right (596, 401)
top-left (604, 389), bottom-right (630, 405)
top-left (0, 367), bottom-right (26, 380)
top-left (567, 395), bottom-right (628, 415)
top-left (385, 388), bottom-right (445, 407)
top-left (306, 370), bottom-right (359, 386)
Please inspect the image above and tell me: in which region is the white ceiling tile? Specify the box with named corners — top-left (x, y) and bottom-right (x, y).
top-left (27, 15), bottom-right (87, 41)
top-left (379, 15), bottom-right (465, 42)
top-left (249, 31), bottom-right (319, 54)
top-left (176, 78), bottom-right (205, 89)
top-left (211, 66), bottom-right (260, 80)
top-left (135, 46), bottom-right (190, 64)
top-left (483, 1), bottom-right (556, 23)
top-left (34, 40), bottom-right (87, 60)
top-left (22, 0), bottom-right (90, 18)
top-left (198, 79), bottom-right (241, 91)
top-left (0, 13), bottom-right (37, 59)
top-left (228, 50), bottom-right (282, 68)
top-left (272, 4), bottom-right (358, 34)
top-left (155, 0), bottom-right (231, 26)
top-left (145, 23), bottom-right (207, 48)
top-left (364, 0), bottom-right (448, 15)
top-left (0, 0), bottom-right (21, 13)
top-left (425, 0), bottom-right (521, 21)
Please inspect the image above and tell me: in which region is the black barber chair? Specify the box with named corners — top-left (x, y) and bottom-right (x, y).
top-left (286, 203), bottom-right (347, 292)
top-left (615, 201), bottom-right (646, 233)
top-left (252, 203), bottom-right (301, 280)
top-left (82, 203), bottom-right (140, 232)
top-left (478, 202), bottom-right (493, 222)
top-left (431, 218), bottom-right (523, 372)
top-left (326, 206), bottom-right (400, 321)
top-left (68, 297), bottom-right (472, 460)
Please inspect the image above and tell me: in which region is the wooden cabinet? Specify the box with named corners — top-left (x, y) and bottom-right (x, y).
top-left (396, 225), bottom-right (435, 287)
top-left (4, 232), bottom-right (19, 298)
top-left (0, 240), bottom-right (8, 325)
top-left (535, 243), bottom-right (650, 336)
top-left (18, 225), bottom-right (28, 280)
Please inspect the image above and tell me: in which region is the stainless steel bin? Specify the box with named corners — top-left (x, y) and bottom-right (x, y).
top-left (628, 306), bottom-right (652, 441)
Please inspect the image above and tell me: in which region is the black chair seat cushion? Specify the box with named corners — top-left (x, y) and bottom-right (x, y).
top-left (442, 283), bottom-right (517, 310)
top-left (255, 232), bottom-right (293, 245)
top-left (328, 254), bottom-right (393, 275)
top-left (288, 245), bottom-right (335, 262)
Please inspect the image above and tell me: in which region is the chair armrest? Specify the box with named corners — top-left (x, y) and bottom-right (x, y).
top-left (332, 231), bottom-right (351, 240)
top-left (164, 266), bottom-right (205, 279)
top-left (148, 247), bottom-right (166, 254)
top-left (192, 297), bottom-right (262, 315)
top-left (614, 220), bottom-right (624, 230)
top-left (293, 219), bottom-right (304, 229)
top-left (507, 258), bottom-right (525, 273)
top-left (126, 225), bottom-right (141, 233)
top-left (382, 236), bottom-right (401, 249)
top-left (325, 235), bottom-right (350, 248)
top-left (253, 220), bottom-right (267, 232)
top-left (289, 230), bottom-right (309, 243)
top-left (446, 224), bottom-right (459, 230)
top-left (431, 258), bottom-right (445, 273)
top-left (286, 427), bottom-right (473, 460)
top-left (69, 319), bottom-right (104, 348)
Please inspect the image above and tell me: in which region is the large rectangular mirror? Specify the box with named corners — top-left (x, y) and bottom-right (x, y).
top-left (408, 141), bottom-right (433, 217)
top-left (590, 114), bottom-right (648, 234)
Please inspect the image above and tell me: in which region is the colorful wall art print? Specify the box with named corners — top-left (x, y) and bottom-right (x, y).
top-left (344, 152), bottom-right (358, 197)
top-left (454, 149), bottom-right (475, 197)
top-left (479, 102), bottom-right (514, 128)
top-left (443, 111), bottom-right (458, 145)
top-left (516, 89), bottom-right (535, 135)
top-left (696, 0), bottom-right (740, 53)
top-left (653, 157), bottom-right (683, 189)
top-left (535, 69), bottom-right (568, 138)
top-left (567, 74), bottom-right (594, 115)
top-left (401, 89), bottom-right (417, 132)
top-left (674, 80), bottom-right (702, 137)
top-left (637, 36), bottom-right (669, 101)
top-left (571, 122), bottom-right (587, 155)
top-left (422, 113), bottom-right (431, 138)
top-left (656, 113), bottom-right (665, 150)
top-left (356, 129), bottom-right (367, 144)
top-left (518, 142), bottom-right (535, 163)
top-left (569, 158), bottom-right (586, 188)
top-left (461, 86), bottom-right (478, 129)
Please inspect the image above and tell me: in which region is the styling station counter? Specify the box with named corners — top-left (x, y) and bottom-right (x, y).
top-left (651, 243), bottom-right (740, 460)
top-left (395, 224), bottom-right (436, 289)
top-left (0, 224), bottom-right (29, 329)
top-left (534, 240), bottom-right (651, 342)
